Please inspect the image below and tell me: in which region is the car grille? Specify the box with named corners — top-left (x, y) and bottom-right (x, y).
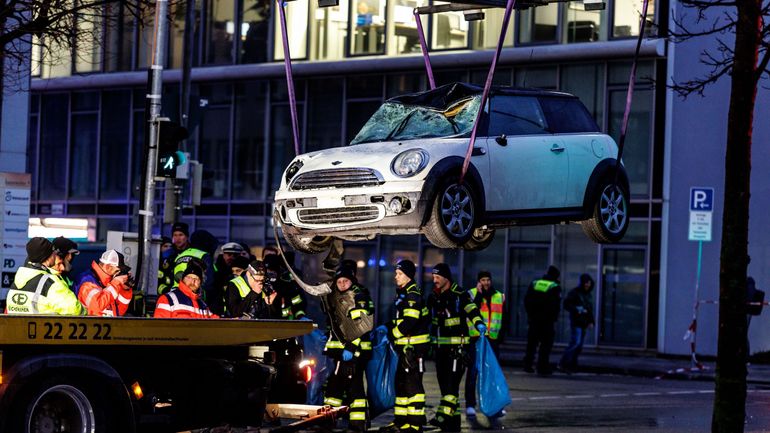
top-left (290, 168), bottom-right (383, 190)
top-left (297, 206), bottom-right (380, 225)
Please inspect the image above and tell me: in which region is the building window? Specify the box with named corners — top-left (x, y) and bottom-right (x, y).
top-left (612, 0), bottom-right (655, 38)
top-left (309, 1), bottom-right (348, 60)
top-left (351, 0), bottom-right (386, 55)
top-left (103, 3), bottom-right (135, 72)
top-left (199, 104), bottom-right (232, 200)
top-left (39, 94), bottom-right (70, 200)
top-left (471, 8), bottom-right (514, 50)
top-left (269, 93), bottom-right (305, 192)
top-left (600, 246), bottom-right (647, 347)
top-left (130, 109), bottom-right (145, 200)
top-left (563, 0), bottom-right (606, 43)
top-left (100, 91), bottom-right (132, 200)
top-left (514, 66), bottom-right (557, 89)
top-left (307, 78), bottom-right (344, 152)
top-left (274, 0), bottom-right (309, 60)
top-left (507, 243), bottom-right (550, 338)
top-left (241, 0), bottom-right (271, 63)
top-left (517, 2), bottom-right (558, 44)
top-left (74, 3), bottom-right (103, 73)
top-left (560, 63), bottom-right (605, 124)
top-left (431, 7), bottom-right (468, 50)
top-left (169, 1), bottom-right (201, 69)
top-left (233, 81), bottom-right (267, 200)
top-left (206, 0), bottom-right (236, 65)
top-left (137, 5), bottom-right (155, 69)
top-left (389, 0), bottom-right (426, 55)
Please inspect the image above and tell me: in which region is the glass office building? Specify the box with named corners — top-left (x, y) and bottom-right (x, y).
top-left (27, 0), bottom-right (665, 349)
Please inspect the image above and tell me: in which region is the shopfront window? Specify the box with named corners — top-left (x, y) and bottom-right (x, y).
top-left (233, 81), bottom-right (267, 200)
top-left (472, 8), bottom-right (514, 50)
top-left (378, 235), bottom-right (419, 325)
top-left (563, 0), bottom-right (606, 43)
top-left (351, 0), bottom-right (386, 55)
top-left (613, 0), bottom-right (655, 38)
top-left (240, 0), bottom-right (271, 63)
top-left (517, 2), bottom-right (558, 44)
top-left (274, 0), bottom-right (309, 60)
top-left (206, 0), bottom-right (236, 65)
top-left (507, 245), bottom-right (550, 338)
top-left (431, 5), bottom-right (468, 50)
top-left (310, 1), bottom-right (348, 60)
top-left (600, 247), bottom-right (647, 347)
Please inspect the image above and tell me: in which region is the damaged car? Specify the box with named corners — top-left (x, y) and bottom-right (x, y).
top-left (274, 82), bottom-right (630, 253)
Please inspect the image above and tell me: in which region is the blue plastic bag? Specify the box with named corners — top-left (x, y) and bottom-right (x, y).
top-left (303, 328), bottom-right (334, 405)
top-left (366, 325), bottom-right (399, 416)
top-left (476, 335), bottom-right (512, 417)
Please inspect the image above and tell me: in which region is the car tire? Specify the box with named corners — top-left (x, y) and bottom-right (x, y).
top-left (8, 374), bottom-right (132, 433)
top-left (463, 228), bottom-right (496, 251)
top-left (581, 181), bottom-right (630, 243)
top-left (283, 232), bottom-right (334, 254)
top-left (424, 181), bottom-right (477, 248)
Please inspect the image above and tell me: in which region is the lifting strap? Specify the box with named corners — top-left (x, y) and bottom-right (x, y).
top-left (277, 0), bottom-right (302, 156)
top-left (414, 9), bottom-right (436, 90)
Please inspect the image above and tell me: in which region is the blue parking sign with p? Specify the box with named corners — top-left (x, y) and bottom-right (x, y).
top-left (690, 187), bottom-right (714, 211)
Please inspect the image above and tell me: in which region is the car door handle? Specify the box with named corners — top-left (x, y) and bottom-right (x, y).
top-left (550, 144), bottom-right (565, 153)
top-left (472, 147), bottom-right (486, 156)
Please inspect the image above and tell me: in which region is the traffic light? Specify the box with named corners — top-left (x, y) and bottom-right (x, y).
top-left (156, 120), bottom-right (189, 178)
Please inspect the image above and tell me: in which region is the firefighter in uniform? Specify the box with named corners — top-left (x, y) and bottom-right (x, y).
top-left (382, 260), bottom-right (430, 433)
top-left (6, 237), bottom-right (86, 316)
top-left (465, 270), bottom-right (506, 416)
top-left (427, 263), bottom-right (484, 432)
top-left (524, 265), bottom-right (562, 375)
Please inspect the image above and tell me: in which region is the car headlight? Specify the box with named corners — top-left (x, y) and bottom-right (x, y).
top-left (285, 160), bottom-right (304, 184)
top-left (391, 149), bottom-right (429, 178)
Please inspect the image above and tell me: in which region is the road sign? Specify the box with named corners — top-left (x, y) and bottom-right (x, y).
top-left (689, 187), bottom-right (714, 242)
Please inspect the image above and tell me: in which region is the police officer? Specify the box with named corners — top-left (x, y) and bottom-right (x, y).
top-left (524, 265), bottom-right (562, 375)
top-left (465, 270), bottom-right (506, 416)
top-left (6, 237), bottom-right (86, 315)
top-left (52, 236), bottom-right (80, 291)
top-left (382, 260), bottom-right (430, 433)
top-left (427, 263), bottom-right (484, 432)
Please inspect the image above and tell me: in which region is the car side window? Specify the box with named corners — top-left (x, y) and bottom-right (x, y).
top-left (488, 95), bottom-right (549, 136)
top-left (538, 97), bottom-right (601, 133)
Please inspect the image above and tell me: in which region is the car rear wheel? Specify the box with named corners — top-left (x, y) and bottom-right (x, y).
top-left (581, 182), bottom-right (629, 243)
top-left (463, 228), bottom-right (496, 251)
top-left (283, 232), bottom-right (334, 254)
top-left (424, 182), bottom-right (476, 248)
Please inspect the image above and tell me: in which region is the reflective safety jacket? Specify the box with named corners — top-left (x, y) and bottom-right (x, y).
top-left (75, 261), bottom-right (133, 317)
top-left (427, 282), bottom-right (482, 346)
top-left (6, 263), bottom-right (86, 316)
top-left (323, 284), bottom-right (375, 360)
top-left (524, 277), bottom-right (561, 323)
top-left (225, 274), bottom-right (252, 317)
top-left (468, 287), bottom-right (505, 340)
top-left (390, 281), bottom-right (431, 349)
top-left (173, 248), bottom-right (208, 283)
top-left (153, 281), bottom-right (218, 319)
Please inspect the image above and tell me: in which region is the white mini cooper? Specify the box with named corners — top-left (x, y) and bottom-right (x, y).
top-left (274, 82), bottom-right (630, 253)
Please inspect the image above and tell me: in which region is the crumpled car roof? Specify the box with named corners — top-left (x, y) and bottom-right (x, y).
top-left (387, 82), bottom-right (576, 109)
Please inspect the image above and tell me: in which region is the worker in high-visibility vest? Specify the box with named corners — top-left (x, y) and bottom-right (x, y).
top-left (381, 260), bottom-right (431, 433)
top-left (523, 265), bottom-right (562, 376)
top-left (464, 270), bottom-right (506, 417)
top-left (427, 263), bottom-right (483, 432)
top-left (6, 237), bottom-right (86, 316)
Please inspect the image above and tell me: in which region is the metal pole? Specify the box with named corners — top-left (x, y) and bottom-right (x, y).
top-left (139, 0), bottom-right (170, 293)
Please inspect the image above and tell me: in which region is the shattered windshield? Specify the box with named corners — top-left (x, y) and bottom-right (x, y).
top-left (350, 95), bottom-right (481, 145)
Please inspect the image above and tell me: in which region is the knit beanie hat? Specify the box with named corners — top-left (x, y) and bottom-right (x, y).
top-left (334, 266), bottom-right (357, 284)
top-left (27, 237), bottom-right (54, 264)
top-left (182, 259), bottom-right (205, 281)
top-left (432, 263), bottom-right (453, 282)
top-left (477, 270), bottom-right (492, 281)
top-left (396, 260), bottom-right (416, 280)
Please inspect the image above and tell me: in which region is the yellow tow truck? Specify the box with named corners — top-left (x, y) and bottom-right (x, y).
top-left (0, 315), bottom-right (313, 433)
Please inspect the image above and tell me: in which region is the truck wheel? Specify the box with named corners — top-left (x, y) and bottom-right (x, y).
top-left (283, 232), bottom-right (333, 254)
top-left (581, 181), bottom-right (630, 244)
top-left (10, 375), bottom-right (131, 433)
top-left (424, 181), bottom-right (477, 248)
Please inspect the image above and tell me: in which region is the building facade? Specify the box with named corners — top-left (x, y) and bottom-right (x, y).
top-left (11, 0), bottom-right (769, 356)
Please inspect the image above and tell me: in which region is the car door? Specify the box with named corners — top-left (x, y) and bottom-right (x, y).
top-left (484, 94), bottom-right (568, 211)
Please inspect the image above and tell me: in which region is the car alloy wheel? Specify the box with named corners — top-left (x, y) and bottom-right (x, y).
top-left (599, 184), bottom-right (627, 235)
top-left (439, 184), bottom-right (474, 238)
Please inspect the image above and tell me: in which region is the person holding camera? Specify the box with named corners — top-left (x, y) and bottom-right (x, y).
top-left (427, 263), bottom-right (484, 432)
top-left (74, 250), bottom-right (134, 317)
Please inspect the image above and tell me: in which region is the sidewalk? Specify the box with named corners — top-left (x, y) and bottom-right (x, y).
top-left (496, 342), bottom-right (770, 384)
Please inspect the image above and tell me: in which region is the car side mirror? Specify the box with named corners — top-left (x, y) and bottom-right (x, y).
top-left (495, 135), bottom-right (507, 146)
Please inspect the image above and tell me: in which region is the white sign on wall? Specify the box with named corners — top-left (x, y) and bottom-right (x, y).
top-left (0, 172), bottom-right (31, 297)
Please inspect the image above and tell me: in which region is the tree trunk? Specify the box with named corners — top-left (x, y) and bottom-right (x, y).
top-left (711, 1), bottom-right (760, 432)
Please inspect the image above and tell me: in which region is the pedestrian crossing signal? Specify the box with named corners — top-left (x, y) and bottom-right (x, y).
top-left (156, 121), bottom-right (189, 178)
